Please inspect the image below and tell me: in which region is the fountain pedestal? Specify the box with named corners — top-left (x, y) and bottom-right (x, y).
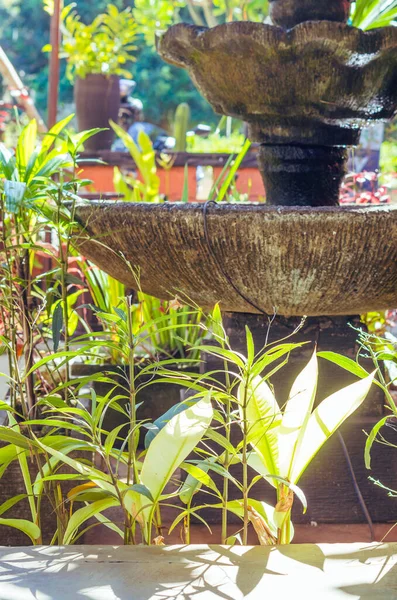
top-left (258, 145), bottom-right (348, 207)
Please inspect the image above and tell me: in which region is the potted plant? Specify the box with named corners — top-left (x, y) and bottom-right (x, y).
top-left (45, 3), bottom-right (138, 152)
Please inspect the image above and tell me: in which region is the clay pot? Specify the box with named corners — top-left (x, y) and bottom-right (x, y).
top-left (74, 74), bottom-right (120, 152)
top-left (269, 0), bottom-right (351, 29)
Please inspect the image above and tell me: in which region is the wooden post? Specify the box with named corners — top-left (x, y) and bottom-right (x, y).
top-left (47, 0), bottom-right (62, 129)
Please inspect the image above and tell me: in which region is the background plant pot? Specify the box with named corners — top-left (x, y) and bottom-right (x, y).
top-left (74, 74), bottom-right (120, 151)
top-left (72, 363), bottom-right (198, 448)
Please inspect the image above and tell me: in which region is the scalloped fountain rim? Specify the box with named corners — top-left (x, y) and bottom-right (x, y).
top-left (158, 21), bottom-right (397, 145)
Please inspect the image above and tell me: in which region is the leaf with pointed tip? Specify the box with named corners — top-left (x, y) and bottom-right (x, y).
top-left (278, 352), bottom-right (318, 480)
top-left (290, 373), bottom-right (375, 484)
top-left (0, 518), bottom-right (41, 543)
top-left (238, 376), bottom-right (281, 486)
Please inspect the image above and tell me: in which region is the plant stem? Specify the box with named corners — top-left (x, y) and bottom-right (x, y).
top-left (241, 371), bottom-right (250, 545)
top-left (126, 296), bottom-right (139, 487)
top-left (221, 356), bottom-right (231, 545)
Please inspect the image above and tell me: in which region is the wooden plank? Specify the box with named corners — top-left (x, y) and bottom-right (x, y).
top-left (0, 543), bottom-right (396, 599)
top-left (80, 149), bottom-right (259, 169)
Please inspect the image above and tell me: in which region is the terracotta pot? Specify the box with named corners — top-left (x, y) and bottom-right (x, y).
top-left (74, 74), bottom-right (120, 152)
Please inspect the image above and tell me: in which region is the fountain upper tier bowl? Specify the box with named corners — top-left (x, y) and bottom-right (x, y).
top-left (73, 202), bottom-right (397, 316)
top-left (158, 21), bottom-right (397, 146)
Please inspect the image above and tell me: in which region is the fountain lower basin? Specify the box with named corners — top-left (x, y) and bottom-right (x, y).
top-left (73, 202), bottom-right (397, 316)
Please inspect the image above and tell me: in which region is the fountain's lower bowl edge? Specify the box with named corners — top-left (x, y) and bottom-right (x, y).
top-left (72, 202), bottom-right (397, 316)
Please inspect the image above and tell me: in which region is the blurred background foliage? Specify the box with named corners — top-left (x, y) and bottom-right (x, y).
top-left (1, 0), bottom-right (397, 135)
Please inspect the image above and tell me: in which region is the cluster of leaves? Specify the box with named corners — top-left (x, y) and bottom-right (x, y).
top-left (350, 0), bottom-right (397, 29)
top-left (0, 115), bottom-right (102, 416)
top-left (186, 130), bottom-right (246, 154)
top-left (43, 3), bottom-right (139, 82)
top-left (110, 121), bottom-right (162, 203)
top-left (0, 114), bottom-right (211, 543)
top-left (0, 301), bottom-right (375, 545)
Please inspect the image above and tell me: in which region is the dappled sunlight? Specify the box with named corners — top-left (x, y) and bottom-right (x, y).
top-left (0, 543), bottom-right (396, 599)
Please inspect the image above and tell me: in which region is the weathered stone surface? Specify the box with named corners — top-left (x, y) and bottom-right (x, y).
top-left (257, 145), bottom-right (348, 206)
top-left (0, 543), bottom-right (396, 599)
top-left (158, 21), bottom-right (397, 146)
top-left (73, 202), bottom-right (397, 316)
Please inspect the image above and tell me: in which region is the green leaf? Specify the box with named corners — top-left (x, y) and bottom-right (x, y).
top-left (205, 428), bottom-right (236, 455)
top-left (278, 352), bottom-right (318, 480)
top-left (217, 139), bottom-right (251, 202)
top-left (364, 416), bottom-right (391, 469)
top-left (179, 461), bottom-right (210, 505)
top-left (317, 351), bottom-right (369, 379)
top-left (181, 163), bottom-right (189, 203)
top-left (39, 114), bottom-right (74, 159)
top-left (144, 397), bottom-right (200, 449)
top-left (0, 518), bottom-right (41, 543)
top-left (290, 373), bottom-right (375, 484)
top-left (140, 395), bottom-right (213, 536)
top-left (16, 119), bottom-right (37, 176)
top-left (52, 302), bottom-right (64, 352)
top-left (128, 484), bottom-right (154, 503)
top-left (63, 498), bottom-right (119, 544)
top-left (4, 180), bottom-right (27, 213)
top-left (0, 427), bottom-right (36, 450)
top-left (0, 494), bottom-right (27, 517)
top-left (180, 463), bottom-right (220, 497)
top-left (238, 375), bottom-right (281, 486)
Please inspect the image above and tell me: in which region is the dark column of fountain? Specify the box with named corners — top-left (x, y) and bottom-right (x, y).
top-left (257, 145), bottom-right (348, 207)
top-left (258, 0), bottom-right (353, 207)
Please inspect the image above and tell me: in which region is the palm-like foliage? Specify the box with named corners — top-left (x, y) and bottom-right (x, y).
top-left (350, 0), bottom-right (397, 29)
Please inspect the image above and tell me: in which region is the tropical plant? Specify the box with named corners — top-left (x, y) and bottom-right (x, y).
top-left (110, 121), bottom-right (161, 203)
top-left (77, 261), bottom-right (207, 365)
top-left (0, 114), bottom-right (108, 543)
top-left (0, 289), bottom-right (214, 545)
top-left (43, 3), bottom-right (138, 82)
top-left (133, 0), bottom-right (270, 45)
top-left (206, 139), bottom-right (252, 203)
top-left (138, 309), bottom-right (375, 545)
top-left (350, 330), bottom-right (397, 489)
top-left (0, 115), bottom-right (100, 415)
top-left (350, 0), bottom-right (397, 29)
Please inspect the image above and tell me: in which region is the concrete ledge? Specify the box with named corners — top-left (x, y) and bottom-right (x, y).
top-left (0, 543), bottom-right (396, 599)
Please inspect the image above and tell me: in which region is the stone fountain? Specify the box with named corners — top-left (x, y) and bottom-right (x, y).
top-left (74, 0), bottom-right (397, 525)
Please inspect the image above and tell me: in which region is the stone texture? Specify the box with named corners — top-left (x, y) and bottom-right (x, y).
top-left (73, 202), bottom-right (397, 317)
top-left (158, 21), bottom-right (397, 146)
top-left (0, 543), bottom-right (396, 599)
top-left (257, 145), bottom-right (348, 206)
